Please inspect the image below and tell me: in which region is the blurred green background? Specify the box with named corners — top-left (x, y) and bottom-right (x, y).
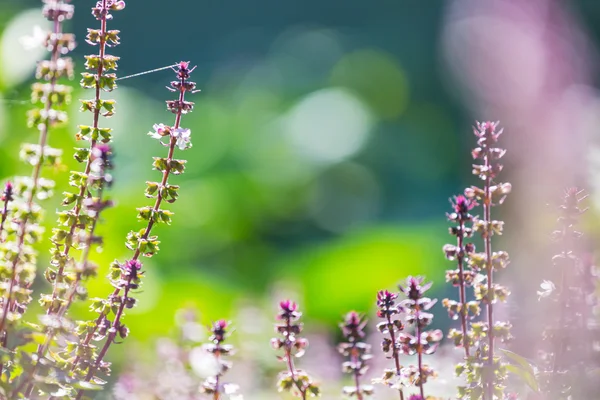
top-left (1, 0), bottom-right (600, 397)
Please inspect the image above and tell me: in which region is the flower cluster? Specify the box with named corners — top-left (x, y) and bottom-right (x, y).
top-left (373, 289), bottom-right (405, 398)
top-left (536, 188), bottom-right (600, 399)
top-left (338, 311), bottom-right (373, 399)
top-left (453, 121), bottom-right (512, 400)
top-left (201, 320), bottom-right (242, 399)
top-left (7, 1), bottom-right (123, 397)
top-left (398, 276), bottom-right (442, 399)
top-left (443, 195), bottom-right (480, 359)
top-left (65, 60), bottom-right (196, 399)
top-left (0, 0), bottom-right (75, 390)
top-left (271, 300), bottom-right (320, 398)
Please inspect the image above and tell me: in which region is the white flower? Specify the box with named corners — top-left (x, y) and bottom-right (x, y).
top-left (473, 272), bottom-right (486, 286)
top-left (172, 127), bottom-right (191, 150)
top-left (20, 25), bottom-right (47, 51)
top-left (148, 123), bottom-right (170, 140)
top-left (223, 383), bottom-right (243, 399)
top-left (537, 280), bottom-right (556, 300)
top-left (189, 346), bottom-right (220, 378)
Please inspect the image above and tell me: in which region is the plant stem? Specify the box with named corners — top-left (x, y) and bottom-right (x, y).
top-left (46, 0), bottom-right (108, 316)
top-left (70, 132), bottom-right (177, 371)
top-left (213, 376), bottom-right (221, 400)
top-left (385, 313), bottom-right (405, 400)
top-left (213, 346), bottom-right (222, 400)
top-left (484, 150), bottom-right (494, 400)
top-left (285, 316), bottom-right (307, 400)
top-left (551, 223), bottom-right (569, 377)
top-left (73, 72), bottom-right (188, 392)
top-left (0, 10), bottom-right (62, 343)
top-left (457, 219), bottom-right (471, 358)
top-left (415, 305), bottom-right (425, 399)
top-left (20, 181), bottom-right (107, 398)
top-left (75, 277), bottom-right (132, 400)
top-left (351, 345), bottom-right (364, 400)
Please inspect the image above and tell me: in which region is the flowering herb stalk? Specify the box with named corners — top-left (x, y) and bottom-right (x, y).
top-left (536, 188), bottom-right (599, 399)
top-left (11, 1), bottom-right (122, 396)
top-left (201, 320), bottom-right (242, 399)
top-left (271, 300), bottom-right (320, 399)
top-left (463, 121), bottom-right (512, 400)
top-left (65, 60), bottom-right (196, 399)
top-left (44, 0), bottom-right (122, 321)
top-left (338, 311), bottom-right (373, 399)
top-left (0, 0), bottom-right (74, 380)
top-left (398, 276), bottom-right (442, 399)
top-left (17, 145), bottom-right (114, 398)
top-left (443, 195), bottom-right (479, 360)
top-left (373, 290), bottom-right (405, 400)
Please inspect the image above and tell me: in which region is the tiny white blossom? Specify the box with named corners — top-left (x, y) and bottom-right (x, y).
top-left (20, 25), bottom-right (47, 51)
top-left (148, 123), bottom-right (169, 140)
top-left (172, 127), bottom-right (192, 150)
top-left (223, 383), bottom-right (243, 399)
top-left (473, 272), bottom-right (486, 286)
top-left (537, 280), bottom-right (556, 300)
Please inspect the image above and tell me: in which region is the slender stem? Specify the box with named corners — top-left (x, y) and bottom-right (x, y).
top-left (284, 316), bottom-right (307, 400)
top-left (457, 219), bottom-right (471, 358)
top-left (351, 345), bottom-right (364, 400)
top-left (74, 278), bottom-right (132, 400)
top-left (20, 181), bottom-right (107, 398)
top-left (0, 10), bottom-right (62, 341)
top-left (415, 305), bottom-right (425, 399)
top-left (72, 119), bottom-right (181, 370)
top-left (15, 3), bottom-right (109, 393)
top-left (213, 376), bottom-right (221, 400)
top-left (70, 136), bottom-right (178, 372)
top-left (73, 73), bottom-right (188, 392)
top-left (551, 223), bottom-right (569, 376)
top-left (484, 151), bottom-right (494, 400)
top-left (46, 0), bottom-right (108, 315)
top-left (213, 346), bottom-right (222, 400)
top-left (385, 313), bottom-right (405, 400)
top-left (70, 311), bottom-right (104, 371)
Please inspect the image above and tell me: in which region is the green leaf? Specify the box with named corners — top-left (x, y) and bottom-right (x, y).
top-left (102, 55), bottom-right (120, 71)
top-left (28, 332), bottom-right (49, 346)
top-left (74, 147), bottom-right (91, 163)
top-left (86, 29), bottom-right (101, 46)
top-left (106, 30), bottom-right (121, 46)
top-left (145, 181), bottom-right (159, 198)
top-left (137, 206), bottom-right (153, 221)
top-left (99, 74), bottom-right (117, 91)
top-left (152, 157), bottom-right (168, 172)
top-left (501, 349), bottom-right (539, 392)
top-left (101, 99), bottom-right (116, 116)
top-left (79, 99), bottom-right (95, 113)
top-left (80, 72), bottom-right (96, 89)
top-left (97, 127), bottom-right (112, 143)
top-left (505, 364), bottom-right (539, 393)
top-left (62, 191), bottom-right (78, 206)
top-left (500, 349), bottom-right (536, 375)
top-left (84, 55), bottom-right (100, 70)
top-left (71, 381), bottom-right (103, 391)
